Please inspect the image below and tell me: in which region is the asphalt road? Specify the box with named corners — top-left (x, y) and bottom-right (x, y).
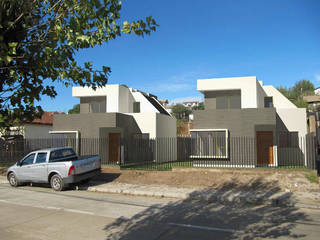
top-left (1, 183), bottom-right (320, 240)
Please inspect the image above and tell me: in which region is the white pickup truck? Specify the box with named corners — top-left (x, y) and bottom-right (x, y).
top-left (6, 147), bottom-right (101, 191)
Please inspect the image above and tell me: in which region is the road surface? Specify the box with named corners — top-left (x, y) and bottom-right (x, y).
top-left (1, 183), bottom-right (320, 239)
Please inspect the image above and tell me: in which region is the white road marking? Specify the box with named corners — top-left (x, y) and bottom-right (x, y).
top-left (0, 199), bottom-right (94, 216)
top-left (64, 208), bottom-right (94, 215)
top-left (168, 222), bottom-right (245, 234)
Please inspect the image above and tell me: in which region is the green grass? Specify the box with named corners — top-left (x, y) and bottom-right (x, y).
top-left (120, 160), bottom-right (315, 172)
top-left (305, 172), bottom-right (319, 184)
top-left (121, 160), bottom-right (193, 171)
top-left (0, 163), bottom-right (13, 167)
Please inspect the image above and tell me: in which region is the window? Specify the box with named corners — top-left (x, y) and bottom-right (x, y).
top-left (190, 130), bottom-right (229, 158)
top-left (21, 154), bottom-right (35, 166)
top-left (35, 153), bottom-right (47, 164)
top-left (216, 95), bottom-right (241, 109)
top-left (49, 148), bottom-right (76, 162)
top-left (89, 102), bottom-right (106, 113)
top-left (133, 102), bottom-right (140, 113)
top-left (264, 97), bottom-right (273, 108)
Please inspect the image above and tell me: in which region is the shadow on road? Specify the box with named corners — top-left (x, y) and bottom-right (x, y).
top-left (103, 179), bottom-right (309, 240)
top-left (75, 172), bottom-right (121, 190)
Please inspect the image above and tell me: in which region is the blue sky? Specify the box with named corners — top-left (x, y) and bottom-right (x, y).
top-left (40, 0), bottom-right (320, 112)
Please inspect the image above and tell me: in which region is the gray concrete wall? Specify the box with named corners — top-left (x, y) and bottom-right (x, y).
top-left (193, 108), bottom-right (276, 137)
top-left (192, 108), bottom-right (277, 166)
top-left (53, 113), bottom-right (117, 138)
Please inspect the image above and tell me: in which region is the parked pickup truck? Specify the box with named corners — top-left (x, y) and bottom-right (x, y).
top-left (6, 147), bottom-right (101, 191)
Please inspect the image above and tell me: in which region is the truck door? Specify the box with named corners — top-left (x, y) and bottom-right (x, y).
top-left (29, 152), bottom-right (48, 182)
top-left (16, 153), bottom-right (36, 182)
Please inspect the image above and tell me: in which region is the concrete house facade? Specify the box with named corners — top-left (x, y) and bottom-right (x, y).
top-left (51, 84), bottom-right (176, 164)
top-left (192, 76), bottom-right (308, 167)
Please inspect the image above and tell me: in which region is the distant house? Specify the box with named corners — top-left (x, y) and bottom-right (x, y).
top-left (182, 101), bottom-right (200, 109)
top-left (51, 84), bottom-right (176, 164)
top-left (303, 95), bottom-right (320, 111)
top-left (192, 76), bottom-right (308, 167)
top-left (2, 112), bottom-right (60, 139)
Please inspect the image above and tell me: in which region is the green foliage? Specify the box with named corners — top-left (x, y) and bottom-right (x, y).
top-left (277, 80), bottom-right (315, 108)
top-left (68, 104), bottom-right (80, 114)
top-left (172, 104), bottom-right (192, 121)
top-left (305, 172), bottom-right (319, 184)
top-left (291, 80), bottom-right (315, 98)
top-left (0, 0), bottom-right (158, 128)
top-left (292, 97), bottom-right (309, 108)
top-left (192, 102), bottom-right (204, 110)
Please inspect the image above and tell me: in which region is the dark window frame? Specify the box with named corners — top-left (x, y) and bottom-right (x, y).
top-left (190, 129), bottom-right (229, 158)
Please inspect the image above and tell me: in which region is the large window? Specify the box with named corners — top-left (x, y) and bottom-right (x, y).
top-left (190, 129), bottom-right (229, 158)
top-left (216, 95), bottom-right (241, 109)
top-left (89, 102), bottom-right (106, 113)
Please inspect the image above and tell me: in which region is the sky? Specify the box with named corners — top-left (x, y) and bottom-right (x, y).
top-left (39, 0), bottom-right (320, 112)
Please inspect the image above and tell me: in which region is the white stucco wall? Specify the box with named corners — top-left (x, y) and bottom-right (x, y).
top-left (262, 85), bottom-right (296, 109)
top-left (127, 113), bottom-right (157, 138)
top-left (256, 81), bottom-right (267, 108)
top-left (131, 92), bottom-right (160, 113)
top-left (24, 124), bottom-right (53, 138)
top-left (118, 85), bottom-right (133, 113)
top-left (276, 108), bottom-right (307, 136)
top-left (126, 113), bottom-right (176, 138)
top-left (197, 76), bottom-right (259, 108)
top-left (73, 85), bottom-right (120, 112)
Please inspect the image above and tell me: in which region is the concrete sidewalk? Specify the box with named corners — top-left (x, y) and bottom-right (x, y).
top-left (1, 175), bottom-right (320, 208)
top-left (85, 180), bottom-right (320, 208)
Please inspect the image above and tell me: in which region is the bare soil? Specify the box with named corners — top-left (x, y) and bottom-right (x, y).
top-left (99, 167), bottom-right (320, 192)
top-left (1, 166), bottom-right (319, 192)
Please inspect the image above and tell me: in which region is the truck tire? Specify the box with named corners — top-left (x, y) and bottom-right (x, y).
top-left (8, 172), bottom-right (19, 187)
top-left (50, 174), bottom-right (64, 191)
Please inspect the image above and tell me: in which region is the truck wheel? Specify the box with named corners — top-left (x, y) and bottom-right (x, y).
top-left (50, 174), bottom-right (64, 191)
top-left (8, 173), bottom-right (19, 187)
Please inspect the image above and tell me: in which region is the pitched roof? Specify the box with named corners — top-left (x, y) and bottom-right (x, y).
top-left (30, 111), bottom-right (62, 125)
top-left (303, 95), bottom-right (320, 103)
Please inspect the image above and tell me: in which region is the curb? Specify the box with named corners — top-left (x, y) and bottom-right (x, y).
top-left (85, 182), bottom-right (297, 207)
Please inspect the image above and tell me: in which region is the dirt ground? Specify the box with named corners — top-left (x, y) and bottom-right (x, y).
top-left (99, 167), bottom-right (320, 192)
top-left (1, 166), bottom-right (319, 192)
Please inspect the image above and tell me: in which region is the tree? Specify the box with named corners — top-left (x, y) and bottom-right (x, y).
top-left (192, 102), bottom-right (204, 110)
top-left (277, 80), bottom-right (314, 108)
top-left (0, 0), bottom-right (158, 129)
top-left (291, 80), bottom-right (315, 99)
top-left (172, 104), bottom-right (192, 121)
top-left (68, 104), bottom-right (80, 114)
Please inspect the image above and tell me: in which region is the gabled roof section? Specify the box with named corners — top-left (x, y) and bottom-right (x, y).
top-left (30, 111), bottom-right (63, 125)
top-left (142, 94), bottom-right (171, 116)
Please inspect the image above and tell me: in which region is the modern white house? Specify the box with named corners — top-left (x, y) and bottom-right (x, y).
top-left (51, 84), bottom-right (177, 164)
top-left (192, 76), bottom-right (308, 167)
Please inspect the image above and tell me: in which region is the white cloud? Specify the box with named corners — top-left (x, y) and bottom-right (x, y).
top-left (169, 96), bottom-right (203, 104)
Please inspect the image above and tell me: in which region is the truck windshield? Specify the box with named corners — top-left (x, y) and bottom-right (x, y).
top-left (49, 149), bottom-right (76, 162)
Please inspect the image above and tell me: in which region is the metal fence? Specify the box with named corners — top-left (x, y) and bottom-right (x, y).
top-left (0, 135), bottom-right (317, 171)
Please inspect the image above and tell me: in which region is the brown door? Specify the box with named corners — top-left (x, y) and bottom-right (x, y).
top-left (109, 133), bottom-right (120, 163)
top-left (256, 131), bottom-right (273, 165)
